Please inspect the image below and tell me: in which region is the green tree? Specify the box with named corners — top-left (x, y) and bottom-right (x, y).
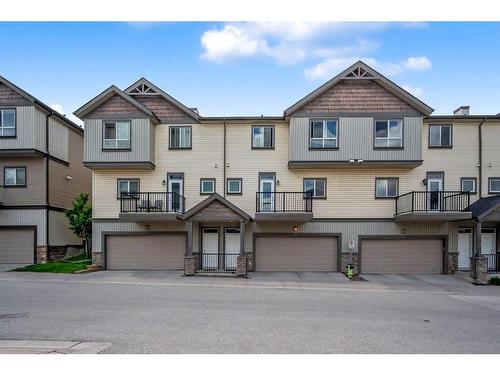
top-left (65, 193), bottom-right (92, 258)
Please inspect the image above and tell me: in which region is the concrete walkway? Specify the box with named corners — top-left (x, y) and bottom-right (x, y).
top-left (0, 339), bottom-right (111, 354)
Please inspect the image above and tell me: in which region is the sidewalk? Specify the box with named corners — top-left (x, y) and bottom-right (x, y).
top-left (0, 340), bottom-right (111, 354)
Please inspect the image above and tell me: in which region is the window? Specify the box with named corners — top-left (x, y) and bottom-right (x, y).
top-left (429, 125), bottom-right (452, 148)
top-left (252, 126), bottom-right (274, 149)
top-left (461, 178), bottom-right (477, 194)
top-left (303, 178), bottom-right (326, 199)
top-left (374, 119), bottom-right (403, 148)
top-left (117, 179), bottom-right (139, 199)
top-left (227, 178), bottom-right (242, 195)
top-left (375, 178), bottom-right (399, 198)
top-left (309, 119), bottom-right (338, 149)
top-left (169, 126), bottom-right (192, 149)
top-left (103, 121), bottom-right (130, 149)
top-left (4, 167), bottom-right (26, 187)
top-left (0, 109), bottom-right (16, 137)
top-left (489, 178), bottom-right (500, 194)
top-left (200, 178), bottom-right (216, 195)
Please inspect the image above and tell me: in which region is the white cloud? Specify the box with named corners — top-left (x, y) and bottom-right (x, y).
top-left (305, 56), bottom-right (432, 81)
top-left (50, 104), bottom-right (83, 127)
top-left (200, 22), bottom-right (386, 64)
top-left (402, 56), bottom-right (432, 71)
top-left (402, 85), bottom-right (424, 96)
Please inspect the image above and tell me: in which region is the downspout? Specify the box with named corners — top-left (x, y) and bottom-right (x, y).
top-left (45, 112), bottom-right (53, 256)
top-left (223, 118), bottom-right (227, 198)
top-left (478, 117), bottom-right (486, 198)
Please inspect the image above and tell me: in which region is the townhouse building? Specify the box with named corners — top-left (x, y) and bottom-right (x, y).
top-left (0, 76), bottom-right (91, 264)
top-left (75, 61), bottom-right (500, 276)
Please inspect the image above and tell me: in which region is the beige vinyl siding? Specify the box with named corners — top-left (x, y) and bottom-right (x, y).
top-left (482, 121), bottom-right (500, 196)
top-left (48, 210), bottom-right (81, 246)
top-left (83, 118), bottom-right (154, 164)
top-left (289, 116), bottom-right (422, 162)
top-left (0, 157), bottom-right (46, 205)
top-left (48, 116), bottom-right (69, 162)
top-left (0, 208), bottom-right (46, 245)
top-left (49, 129), bottom-right (91, 209)
top-left (0, 106), bottom-right (46, 152)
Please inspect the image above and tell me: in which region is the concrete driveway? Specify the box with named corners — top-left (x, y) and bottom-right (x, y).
top-left (1, 270), bottom-right (499, 353)
top-left (0, 264), bottom-right (28, 272)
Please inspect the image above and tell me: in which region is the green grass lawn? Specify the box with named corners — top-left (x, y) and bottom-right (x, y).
top-left (65, 253), bottom-right (91, 262)
top-left (11, 261), bottom-right (88, 274)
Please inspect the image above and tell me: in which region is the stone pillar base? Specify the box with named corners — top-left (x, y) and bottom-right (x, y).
top-left (447, 252), bottom-right (459, 275)
top-left (36, 246), bottom-right (48, 264)
top-left (340, 252), bottom-right (359, 275)
top-left (184, 256), bottom-right (196, 276)
top-left (237, 255), bottom-right (248, 277)
top-left (473, 256), bottom-right (488, 285)
top-left (92, 252), bottom-right (103, 268)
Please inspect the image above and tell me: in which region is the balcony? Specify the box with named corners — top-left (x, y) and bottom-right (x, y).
top-left (395, 191), bottom-right (472, 222)
top-left (119, 192), bottom-right (185, 222)
top-left (254, 192), bottom-right (313, 222)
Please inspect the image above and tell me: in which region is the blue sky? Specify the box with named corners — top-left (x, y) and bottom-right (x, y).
top-left (0, 22), bottom-right (499, 124)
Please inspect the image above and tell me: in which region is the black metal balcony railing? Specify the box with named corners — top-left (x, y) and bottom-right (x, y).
top-left (120, 192), bottom-right (185, 214)
top-left (486, 254), bottom-right (500, 274)
top-left (256, 192), bottom-right (313, 213)
top-left (199, 253), bottom-right (238, 273)
top-left (395, 191), bottom-right (471, 215)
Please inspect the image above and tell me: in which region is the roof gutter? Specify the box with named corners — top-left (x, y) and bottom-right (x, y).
top-left (45, 112), bottom-right (53, 253)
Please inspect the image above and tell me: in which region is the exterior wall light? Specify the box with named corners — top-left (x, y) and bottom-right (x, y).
top-left (292, 225), bottom-right (299, 232)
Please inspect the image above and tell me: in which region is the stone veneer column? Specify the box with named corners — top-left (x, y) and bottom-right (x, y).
top-left (236, 255), bottom-right (248, 277)
top-left (447, 252), bottom-right (459, 275)
top-left (340, 252), bottom-right (359, 275)
top-left (92, 252), bottom-right (103, 267)
top-left (36, 246), bottom-right (48, 264)
top-left (184, 256), bottom-right (196, 276)
top-left (473, 255), bottom-right (488, 285)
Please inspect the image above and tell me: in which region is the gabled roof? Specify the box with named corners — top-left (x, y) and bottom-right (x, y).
top-left (182, 193), bottom-right (252, 221)
top-left (73, 85), bottom-right (160, 123)
top-left (125, 77), bottom-right (200, 122)
top-left (0, 75), bottom-right (84, 133)
top-left (284, 60), bottom-right (434, 116)
top-left (468, 195), bottom-right (500, 221)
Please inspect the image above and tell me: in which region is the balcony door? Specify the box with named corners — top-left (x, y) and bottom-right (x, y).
top-left (427, 173), bottom-right (443, 211)
top-left (259, 173), bottom-right (275, 212)
top-left (167, 173), bottom-right (183, 213)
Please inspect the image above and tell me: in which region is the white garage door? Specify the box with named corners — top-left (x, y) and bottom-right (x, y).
top-left (106, 234), bottom-right (185, 270)
top-left (255, 236), bottom-right (338, 272)
top-left (361, 239), bottom-right (443, 274)
top-left (0, 228), bottom-right (35, 264)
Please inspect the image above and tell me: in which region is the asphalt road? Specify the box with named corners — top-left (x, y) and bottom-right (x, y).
top-left (0, 271), bottom-right (499, 353)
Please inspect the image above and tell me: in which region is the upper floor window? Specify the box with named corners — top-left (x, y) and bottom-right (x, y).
top-left (461, 177), bottom-right (477, 194)
top-left (169, 126), bottom-right (191, 149)
top-left (117, 179), bottom-right (139, 199)
top-left (252, 126), bottom-right (274, 149)
top-left (374, 119), bottom-right (403, 148)
top-left (200, 178), bottom-right (216, 195)
top-left (375, 178), bottom-right (398, 198)
top-left (429, 124), bottom-right (452, 148)
top-left (489, 178), bottom-right (500, 194)
top-left (103, 121), bottom-right (130, 149)
top-left (303, 178), bottom-right (327, 199)
top-left (0, 108), bottom-right (16, 137)
top-left (227, 178), bottom-right (242, 195)
top-left (310, 119), bottom-right (338, 149)
top-left (4, 167), bottom-right (26, 187)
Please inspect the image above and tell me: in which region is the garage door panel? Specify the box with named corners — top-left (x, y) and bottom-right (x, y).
top-left (255, 236), bottom-right (337, 272)
top-left (361, 239), bottom-right (443, 274)
top-left (0, 229), bottom-right (34, 264)
top-left (106, 234), bottom-right (185, 270)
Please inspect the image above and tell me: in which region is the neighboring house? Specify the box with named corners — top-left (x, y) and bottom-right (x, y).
top-left (0, 76), bottom-right (91, 264)
top-left (74, 61), bottom-right (500, 275)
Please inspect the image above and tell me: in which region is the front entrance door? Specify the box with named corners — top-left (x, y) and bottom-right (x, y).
top-left (259, 176), bottom-right (275, 212)
top-left (224, 228), bottom-right (240, 271)
top-left (202, 228), bottom-right (219, 270)
top-left (481, 228), bottom-right (496, 255)
top-left (168, 174), bottom-right (183, 212)
top-left (458, 228), bottom-right (472, 270)
top-left (427, 177), bottom-right (443, 211)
